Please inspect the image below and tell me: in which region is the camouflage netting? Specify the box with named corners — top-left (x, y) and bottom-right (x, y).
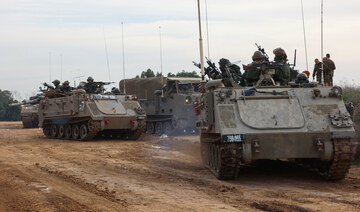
top-left (119, 77), bottom-right (166, 100)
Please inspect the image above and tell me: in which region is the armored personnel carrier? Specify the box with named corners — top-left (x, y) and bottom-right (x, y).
top-left (120, 77), bottom-right (201, 135)
top-left (196, 57), bottom-right (356, 180)
top-left (38, 89), bottom-right (146, 141)
top-left (9, 94), bottom-right (44, 128)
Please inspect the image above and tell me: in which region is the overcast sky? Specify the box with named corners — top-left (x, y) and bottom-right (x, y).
top-left (1, 0), bottom-right (359, 99)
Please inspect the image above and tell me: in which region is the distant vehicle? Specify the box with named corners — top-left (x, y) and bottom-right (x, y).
top-left (38, 89), bottom-right (146, 141)
top-left (120, 77), bottom-right (201, 135)
top-left (9, 94), bottom-right (44, 128)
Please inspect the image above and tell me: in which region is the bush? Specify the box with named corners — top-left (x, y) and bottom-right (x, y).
top-left (342, 86), bottom-right (360, 160)
top-left (0, 90), bottom-right (21, 121)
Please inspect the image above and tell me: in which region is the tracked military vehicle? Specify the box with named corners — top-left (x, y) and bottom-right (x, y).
top-left (9, 94), bottom-right (44, 128)
top-left (196, 56), bottom-right (356, 180)
top-left (120, 77), bottom-right (201, 135)
top-left (38, 89), bottom-right (146, 141)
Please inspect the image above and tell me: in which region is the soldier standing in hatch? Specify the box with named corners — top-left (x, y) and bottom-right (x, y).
top-left (273, 48), bottom-right (290, 85)
top-left (84, 76), bottom-right (98, 94)
top-left (52, 80), bottom-right (61, 90)
top-left (60, 80), bottom-right (73, 93)
top-left (326, 53), bottom-right (336, 86)
top-left (312, 58), bottom-right (323, 83)
top-left (241, 51), bottom-right (266, 85)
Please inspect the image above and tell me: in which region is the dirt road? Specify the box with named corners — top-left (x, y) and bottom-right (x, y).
top-left (0, 122), bottom-right (359, 212)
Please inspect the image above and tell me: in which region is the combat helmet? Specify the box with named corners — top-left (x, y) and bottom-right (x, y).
top-left (218, 58), bottom-right (231, 68)
top-left (87, 76), bottom-right (94, 82)
top-left (52, 79), bottom-right (60, 85)
top-left (252, 51), bottom-right (265, 61)
top-left (273, 48), bottom-right (287, 61)
top-left (63, 80), bottom-right (70, 86)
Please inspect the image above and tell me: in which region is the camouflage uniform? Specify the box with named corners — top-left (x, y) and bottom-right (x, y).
top-left (241, 51), bottom-right (266, 86)
top-left (52, 80), bottom-right (61, 90)
top-left (312, 61), bottom-right (323, 83)
top-left (60, 81), bottom-right (72, 93)
top-left (273, 48), bottom-right (290, 86)
top-left (84, 77), bottom-right (98, 94)
top-left (327, 58), bottom-right (336, 86)
top-left (242, 61), bottom-right (262, 85)
top-left (218, 58), bottom-right (241, 76)
top-left (218, 58), bottom-right (241, 86)
top-left (322, 59), bottom-right (332, 86)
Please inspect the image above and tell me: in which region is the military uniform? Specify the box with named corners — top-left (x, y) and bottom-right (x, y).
top-left (84, 82), bottom-right (98, 94)
top-left (60, 81), bottom-right (72, 93)
top-left (242, 61), bottom-right (262, 85)
top-left (323, 60), bottom-right (332, 86)
top-left (84, 77), bottom-right (99, 94)
top-left (327, 58), bottom-right (336, 86)
top-left (49, 80), bottom-right (61, 90)
top-left (312, 62), bottom-right (323, 83)
top-left (273, 48), bottom-right (290, 86)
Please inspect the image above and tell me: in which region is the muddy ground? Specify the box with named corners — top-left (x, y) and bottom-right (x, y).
top-left (0, 122), bottom-right (359, 212)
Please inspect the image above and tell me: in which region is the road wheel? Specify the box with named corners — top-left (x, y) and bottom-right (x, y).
top-left (64, 125), bottom-right (72, 139)
top-left (50, 125), bottom-right (57, 138)
top-left (43, 125), bottom-right (51, 137)
top-left (72, 124), bottom-right (80, 140)
top-left (57, 125), bottom-right (65, 138)
top-left (162, 121), bottom-right (172, 135)
top-left (146, 122), bottom-right (155, 134)
top-left (155, 122), bottom-right (163, 136)
top-left (79, 124), bottom-right (88, 140)
top-left (200, 132), bottom-right (239, 180)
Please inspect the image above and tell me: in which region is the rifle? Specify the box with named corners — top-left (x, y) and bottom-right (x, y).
top-left (42, 82), bottom-right (55, 90)
top-left (192, 61), bottom-right (201, 69)
top-left (93, 81), bottom-right (115, 86)
top-left (192, 59), bottom-right (220, 78)
top-left (255, 43), bottom-right (270, 62)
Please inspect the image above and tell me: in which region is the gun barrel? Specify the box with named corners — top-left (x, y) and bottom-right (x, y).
top-left (9, 102), bottom-right (23, 106)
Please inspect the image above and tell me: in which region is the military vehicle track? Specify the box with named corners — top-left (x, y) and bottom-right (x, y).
top-left (201, 133), bottom-right (242, 180)
top-left (297, 138), bottom-right (356, 180)
top-left (201, 134), bottom-right (356, 180)
top-left (43, 120), bottom-right (101, 141)
top-left (126, 120), bottom-right (145, 140)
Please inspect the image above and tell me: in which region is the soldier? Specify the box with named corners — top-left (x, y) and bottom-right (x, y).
top-left (84, 76), bottom-right (98, 94)
top-left (60, 80), bottom-right (72, 93)
top-left (273, 48), bottom-right (290, 85)
top-left (111, 87), bottom-right (121, 94)
top-left (218, 58), bottom-right (241, 76)
top-left (312, 58), bottom-right (323, 83)
top-left (52, 80), bottom-right (61, 90)
top-left (295, 71), bottom-right (310, 84)
top-left (326, 53), bottom-right (336, 86)
top-left (242, 51), bottom-right (266, 85)
top-left (322, 57), bottom-right (332, 86)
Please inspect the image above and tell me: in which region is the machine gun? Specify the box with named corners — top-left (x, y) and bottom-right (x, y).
top-left (255, 43), bottom-right (270, 62)
top-left (93, 81), bottom-right (115, 86)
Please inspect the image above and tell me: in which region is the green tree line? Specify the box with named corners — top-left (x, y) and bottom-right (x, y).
top-left (0, 90), bottom-right (21, 121)
top-left (136, 69), bottom-right (200, 78)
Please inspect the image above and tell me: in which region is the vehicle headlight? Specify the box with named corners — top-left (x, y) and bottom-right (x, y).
top-left (330, 86), bottom-right (342, 97)
top-left (185, 96), bottom-right (192, 104)
top-left (219, 91), bottom-right (227, 99)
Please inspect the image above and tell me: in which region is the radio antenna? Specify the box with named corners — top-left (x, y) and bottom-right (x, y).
top-left (103, 25), bottom-right (111, 81)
